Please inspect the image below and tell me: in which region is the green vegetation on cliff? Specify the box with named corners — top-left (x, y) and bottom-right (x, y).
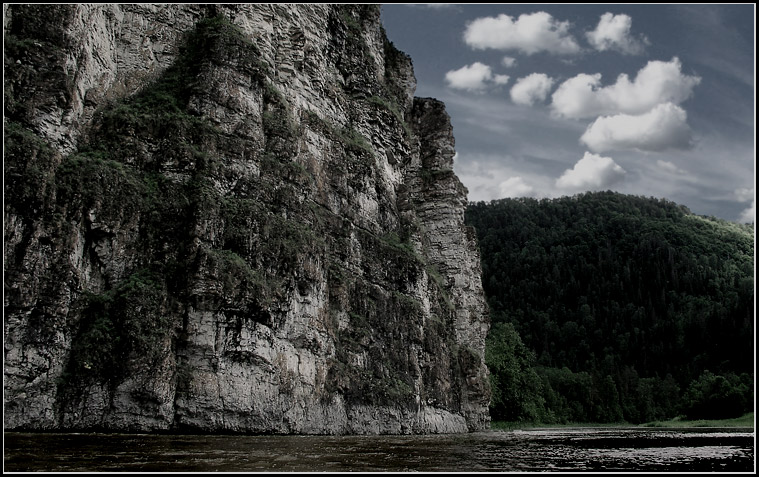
top-left (5, 6), bottom-right (486, 430)
top-left (466, 191), bottom-right (754, 424)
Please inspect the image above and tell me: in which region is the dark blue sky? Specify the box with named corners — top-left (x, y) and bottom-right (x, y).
top-left (381, 4), bottom-right (755, 223)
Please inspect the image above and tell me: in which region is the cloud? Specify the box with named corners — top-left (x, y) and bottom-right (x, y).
top-left (444, 63), bottom-right (510, 91)
top-left (556, 152), bottom-right (626, 191)
top-left (464, 12), bottom-right (581, 55)
top-left (493, 74), bottom-right (511, 85)
top-left (738, 200), bottom-right (755, 223)
top-left (586, 12), bottom-right (648, 54)
top-left (445, 62), bottom-right (490, 91)
top-left (445, 62), bottom-right (509, 91)
top-left (656, 160), bottom-right (686, 175)
top-left (452, 152), bottom-right (564, 203)
top-left (580, 103), bottom-right (694, 153)
top-left (502, 56), bottom-right (517, 68)
top-left (510, 73), bottom-right (555, 106)
top-left (499, 176), bottom-right (535, 198)
top-left (551, 57), bottom-right (701, 119)
top-left (736, 188), bottom-right (755, 223)
top-left (735, 187), bottom-right (754, 202)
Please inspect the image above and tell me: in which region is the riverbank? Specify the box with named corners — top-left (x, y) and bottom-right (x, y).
top-left (640, 412), bottom-right (754, 428)
top-left (491, 412), bottom-right (755, 431)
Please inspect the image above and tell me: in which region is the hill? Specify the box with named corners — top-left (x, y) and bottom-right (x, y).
top-left (466, 191), bottom-right (754, 423)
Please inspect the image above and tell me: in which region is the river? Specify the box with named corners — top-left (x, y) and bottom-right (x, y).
top-left (4, 427), bottom-right (754, 472)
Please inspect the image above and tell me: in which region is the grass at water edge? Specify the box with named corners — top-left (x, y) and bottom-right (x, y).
top-left (490, 412), bottom-right (754, 431)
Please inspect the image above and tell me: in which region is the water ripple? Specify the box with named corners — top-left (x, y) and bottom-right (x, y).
top-left (4, 427), bottom-right (754, 472)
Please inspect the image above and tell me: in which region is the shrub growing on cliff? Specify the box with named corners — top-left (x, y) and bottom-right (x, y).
top-left (62, 270), bottom-right (172, 387)
top-left (3, 122), bottom-right (59, 218)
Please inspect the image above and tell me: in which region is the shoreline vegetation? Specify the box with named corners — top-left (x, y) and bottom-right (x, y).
top-left (490, 412), bottom-right (755, 431)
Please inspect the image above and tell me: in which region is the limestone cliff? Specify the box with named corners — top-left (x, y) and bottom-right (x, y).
top-left (3, 4), bottom-right (490, 434)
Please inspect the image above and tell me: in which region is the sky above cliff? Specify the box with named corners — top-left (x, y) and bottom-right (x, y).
top-left (380, 4), bottom-right (755, 223)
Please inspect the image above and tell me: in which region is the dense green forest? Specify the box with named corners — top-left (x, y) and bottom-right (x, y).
top-left (466, 191), bottom-right (754, 424)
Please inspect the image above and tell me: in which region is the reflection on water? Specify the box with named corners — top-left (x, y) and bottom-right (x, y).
top-left (4, 427), bottom-right (754, 472)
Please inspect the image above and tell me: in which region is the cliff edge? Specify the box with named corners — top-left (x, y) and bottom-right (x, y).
top-left (4, 4), bottom-right (490, 434)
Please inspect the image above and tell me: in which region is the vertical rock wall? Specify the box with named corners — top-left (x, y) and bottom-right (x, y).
top-left (4, 4), bottom-right (490, 434)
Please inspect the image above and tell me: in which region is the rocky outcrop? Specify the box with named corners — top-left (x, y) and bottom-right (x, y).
top-left (4, 4), bottom-right (490, 434)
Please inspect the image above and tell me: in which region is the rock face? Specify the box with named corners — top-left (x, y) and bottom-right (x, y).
top-left (4, 4), bottom-right (490, 434)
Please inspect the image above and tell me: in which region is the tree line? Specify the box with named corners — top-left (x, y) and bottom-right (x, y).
top-left (466, 191), bottom-right (754, 424)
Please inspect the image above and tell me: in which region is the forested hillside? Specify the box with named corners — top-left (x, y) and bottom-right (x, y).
top-left (466, 191), bottom-right (754, 424)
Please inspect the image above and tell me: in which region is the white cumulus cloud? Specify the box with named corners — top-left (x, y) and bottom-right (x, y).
top-left (493, 74), bottom-right (511, 85)
top-left (464, 11), bottom-right (581, 55)
top-left (445, 62), bottom-right (493, 91)
top-left (510, 73), bottom-right (555, 106)
top-left (499, 176), bottom-right (535, 198)
top-left (580, 103), bottom-right (693, 153)
top-left (445, 62), bottom-right (509, 91)
top-left (556, 152), bottom-right (627, 191)
top-left (586, 12), bottom-right (648, 54)
top-left (502, 56), bottom-right (517, 67)
top-left (551, 57), bottom-right (701, 119)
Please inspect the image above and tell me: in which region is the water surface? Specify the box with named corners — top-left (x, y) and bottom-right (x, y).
top-left (4, 427), bottom-right (754, 472)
